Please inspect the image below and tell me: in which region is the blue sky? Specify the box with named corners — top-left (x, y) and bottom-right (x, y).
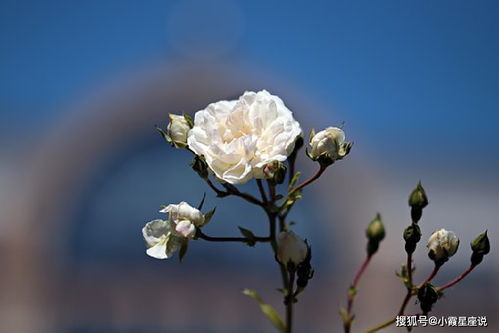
top-left (1, 0), bottom-right (499, 166)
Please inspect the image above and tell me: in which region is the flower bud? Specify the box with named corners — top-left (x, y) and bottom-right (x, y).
top-left (408, 182), bottom-right (428, 223)
top-left (308, 127), bottom-right (352, 167)
top-left (427, 229), bottom-right (459, 265)
top-left (417, 283), bottom-right (439, 314)
top-left (277, 231), bottom-right (308, 269)
top-left (167, 114), bottom-right (192, 148)
top-left (296, 245), bottom-right (314, 290)
top-left (403, 223), bottom-right (422, 254)
top-left (470, 230), bottom-right (490, 266)
top-left (160, 201), bottom-right (206, 239)
top-left (366, 213), bottom-right (385, 256)
top-left (366, 213), bottom-right (385, 242)
top-left (263, 161), bottom-right (287, 185)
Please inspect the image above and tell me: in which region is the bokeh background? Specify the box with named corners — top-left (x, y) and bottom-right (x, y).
top-left (1, 0), bottom-right (498, 332)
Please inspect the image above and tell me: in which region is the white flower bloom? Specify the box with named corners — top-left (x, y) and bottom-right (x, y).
top-left (187, 90), bottom-right (302, 184)
top-left (427, 228), bottom-right (460, 263)
top-left (309, 127), bottom-right (349, 161)
top-left (159, 201), bottom-right (205, 239)
top-left (167, 114), bottom-right (191, 147)
top-left (142, 219), bottom-right (183, 259)
top-left (277, 231), bottom-right (308, 266)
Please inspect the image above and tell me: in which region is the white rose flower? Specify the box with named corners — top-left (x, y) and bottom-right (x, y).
top-left (427, 228), bottom-right (460, 264)
top-left (142, 219), bottom-right (183, 259)
top-left (277, 231), bottom-right (308, 266)
top-left (187, 90), bottom-right (302, 184)
top-left (167, 114), bottom-right (191, 148)
top-left (309, 127), bottom-right (351, 163)
top-left (159, 201), bottom-right (205, 238)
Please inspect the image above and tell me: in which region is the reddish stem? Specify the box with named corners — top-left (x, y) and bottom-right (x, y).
top-left (437, 264), bottom-right (476, 291)
top-left (419, 264), bottom-right (441, 287)
top-left (289, 166), bottom-right (326, 195)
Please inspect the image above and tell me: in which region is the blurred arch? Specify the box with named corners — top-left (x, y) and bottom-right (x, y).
top-left (2, 61), bottom-right (379, 332)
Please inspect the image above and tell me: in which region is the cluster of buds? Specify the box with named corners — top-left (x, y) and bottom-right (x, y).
top-left (403, 182), bottom-right (428, 255)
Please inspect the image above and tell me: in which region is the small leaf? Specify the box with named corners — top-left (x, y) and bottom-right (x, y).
top-left (197, 192), bottom-right (206, 210)
top-left (309, 128), bottom-right (316, 143)
top-left (348, 286), bottom-right (357, 297)
top-left (238, 226), bottom-right (256, 246)
top-left (339, 307), bottom-right (351, 324)
top-left (179, 239), bottom-right (189, 263)
top-left (155, 125), bottom-right (171, 143)
top-left (183, 114), bottom-right (194, 128)
top-left (276, 288), bottom-right (288, 296)
top-left (289, 171), bottom-right (301, 189)
top-left (243, 289), bottom-right (286, 332)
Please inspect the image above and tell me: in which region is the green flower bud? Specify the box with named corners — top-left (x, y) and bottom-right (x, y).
top-left (470, 231), bottom-right (490, 266)
top-left (366, 213), bottom-right (385, 242)
top-left (471, 230), bottom-right (490, 255)
top-left (403, 223), bottom-right (422, 254)
top-left (408, 182), bottom-right (428, 223)
top-left (366, 213), bottom-right (385, 256)
top-left (417, 283), bottom-right (439, 314)
top-left (409, 182), bottom-right (429, 208)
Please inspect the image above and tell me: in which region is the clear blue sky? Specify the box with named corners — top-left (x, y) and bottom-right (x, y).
top-left (1, 0), bottom-right (498, 166)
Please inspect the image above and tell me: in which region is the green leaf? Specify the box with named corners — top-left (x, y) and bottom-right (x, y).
top-left (289, 171), bottom-right (301, 189)
top-left (178, 239), bottom-right (189, 263)
top-left (243, 289), bottom-right (286, 332)
top-left (238, 227), bottom-right (256, 246)
top-left (155, 125), bottom-right (172, 143)
top-left (339, 307), bottom-right (353, 324)
top-left (348, 286), bottom-right (357, 297)
top-left (183, 114), bottom-right (194, 128)
top-left (309, 128), bottom-right (316, 143)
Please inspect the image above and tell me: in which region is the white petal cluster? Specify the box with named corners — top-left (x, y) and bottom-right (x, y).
top-left (142, 202), bottom-right (205, 259)
top-left (427, 228), bottom-right (460, 263)
top-left (276, 231), bottom-right (308, 266)
top-left (142, 219), bottom-right (183, 259)
top-left (309, 127), bottom-right (349, 161)
top-left (187, 90), bottom-right (302, 184)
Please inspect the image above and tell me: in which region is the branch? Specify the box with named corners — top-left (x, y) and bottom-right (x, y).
top-left (196, 229), bottom-right (271, 243)
top-left (437, 264), bottom-right (476, 291)
top-left (288, 166), bottom-right (326, 196)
